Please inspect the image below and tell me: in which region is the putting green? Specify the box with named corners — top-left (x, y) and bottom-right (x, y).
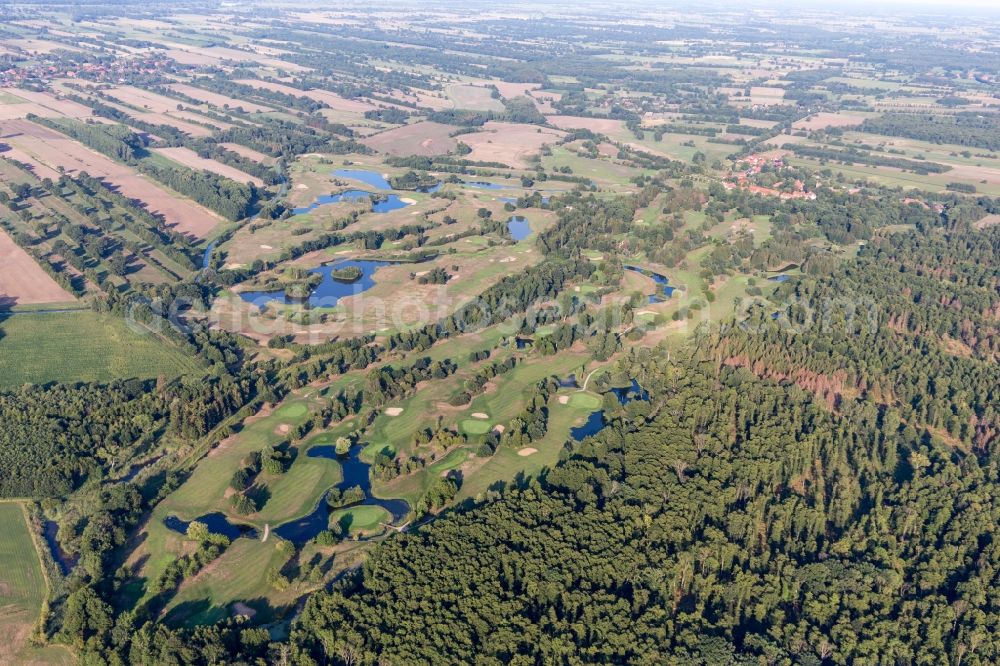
top-left (331, 505), bottom-right (390, 533)
top-left (275, 402), bottom-right (308, 419)
top-left (460, 419), bottom-right (493, 435)
top-left (568, 392), bottom-right (602, 409)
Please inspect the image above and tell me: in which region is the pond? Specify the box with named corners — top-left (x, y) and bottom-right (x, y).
top-left (463, 180), bottom-right (506, 190)
top-left (558, 373), bottom-right (579, 388)
top-left (43, 520), bottom-right (78, 575)
top-left (293, 190), bottom-right (410, 215)
top-left (239, 260), bottom-right (394, 309)
top-left (333, 169), bottom-right (392, 190)
top-left (570, 379), bottom-right (649, 441)
top-left (334, 168), bottom-right (440, 193)
top-left (164, 512), bottom-right (256, 541)
top-left (508, 216), bottom-right (531, 241)
top-left (625, 265), bottom-right (675, 299)
top-left (768, 274), bottom-right (791, 283)
top-left (274, 443), bottom-right (409, 544)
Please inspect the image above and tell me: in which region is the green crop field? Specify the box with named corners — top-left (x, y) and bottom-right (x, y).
top-left (0, 312), bottom-right (201, 388)
top-left (0, 503), bottom-right (73, 664)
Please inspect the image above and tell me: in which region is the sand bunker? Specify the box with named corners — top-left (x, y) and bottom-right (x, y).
top-left (471, 412), bottom-right (488, 419)
top-left (277, 424), bottom-right (290, 434)
top-left (385, 407), bottom-right (404, 416)
top-left (518, 447), bottom-right (538, 457)
top-left (558, 395), bottom-right (570, 404)
top-left (492, 424), bottom-right (506, 434)
top-left (500, 256), bottom-right (516, 263)
top-left (400, 197), bottom-right (417, 205)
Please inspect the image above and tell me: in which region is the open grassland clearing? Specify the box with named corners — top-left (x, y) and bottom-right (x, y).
top-left (0, 311), bottom-right (201, 388)
top-left (0, 229), bottom-right (76, 307)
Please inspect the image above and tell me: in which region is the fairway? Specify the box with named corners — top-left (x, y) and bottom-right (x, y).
top-left (275, 402), bottom-right (309, 419)
top-left (0, 312), bottom-right (201, 387)
top-left (162, 537), bottom-right (293, 627)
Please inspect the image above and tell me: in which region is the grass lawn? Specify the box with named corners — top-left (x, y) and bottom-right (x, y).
top-left (0, 311), bottom-right (201, 387)
top-left (0, 503), bottom-right (74, 665)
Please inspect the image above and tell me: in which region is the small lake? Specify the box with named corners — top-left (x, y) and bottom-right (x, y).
top-left (508, 216), bottom-right (531, 241)
top-left (43, 521), bottom-right (78, 575)
top-left (625, 265), bottom-right (675, 299)
top-left (768, 274), bottom-right (791, 283)
top-left (293, 190), bottom-right (410, 215)
top-left (570, 379), bottom-right (649, 441)
top-left (164, 512), bottom-right (256, 541)
top-left (239, 260), bottom-right (393, 309)
top-left (333, 169), bottom-right (392, 190)
top-left (274, 443), bottom-right (409, 544)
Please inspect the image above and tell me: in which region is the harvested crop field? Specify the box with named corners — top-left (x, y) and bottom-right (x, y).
top-left (167, 83), bottom-right (275, 113)
top-left (461, 121), bottom-right (564, 167)
top-left (546, 115), bottom-right (626, 134)
top-left (362, 121), bottom-right (457, 156)
top-left (0, 88), bottom-right (93, 120)
top-left (155, 146), bottom-right (264, 185)
top-left (0, 229), bottom-right (75, 306)
top-left (1, 119), bottom-right (223, 238)
top-left (445, 83), bottom-right (504, 112)
top-left (221, 143), bottom-right (276, 164)
top-left (493, 82), bottom-right (541, 99)
top-left (792, 112), bottom-right (868, 131)
top-left (106, 85), bottom-right (188, 114)
top-left (749, 86), bottom-right (786, 105)
top-left (234, 79), bottom-right (375, 112)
